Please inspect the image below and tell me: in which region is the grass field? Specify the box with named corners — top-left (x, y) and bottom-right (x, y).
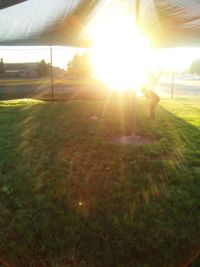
top-left (0, 96), bottom-right (200, 267)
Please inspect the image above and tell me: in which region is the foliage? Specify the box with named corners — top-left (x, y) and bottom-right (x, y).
top-left (0, 97), bottom-right (200, 267)
top-left (189, 59), bottom-right (200, 75)
top-left (0, 58), bottom-right (5, 74)
top-left (67, 53), bottom-right (93, 79)
top-left (37, 59), bottom-right (50, 77)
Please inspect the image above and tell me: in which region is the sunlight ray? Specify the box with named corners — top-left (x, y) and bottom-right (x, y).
top-left (89, 9), bottom-right (151, 93)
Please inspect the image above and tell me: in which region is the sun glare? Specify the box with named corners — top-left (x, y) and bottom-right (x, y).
top-left (90, 13), bottom-right (151, 94)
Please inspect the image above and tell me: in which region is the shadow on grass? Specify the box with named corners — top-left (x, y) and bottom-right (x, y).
top-left (0, 99), bottom-right (200, 267)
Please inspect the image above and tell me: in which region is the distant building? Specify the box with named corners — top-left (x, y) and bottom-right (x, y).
top-left (4, 62), bottom-right (66, 78)
top-left (5, 62), bottom-right (38, 77)
top-left (52, 66), bottom-right (66, 78)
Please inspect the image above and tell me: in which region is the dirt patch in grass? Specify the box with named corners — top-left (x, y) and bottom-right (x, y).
top-left (109, 134), bottom-right (157, 145)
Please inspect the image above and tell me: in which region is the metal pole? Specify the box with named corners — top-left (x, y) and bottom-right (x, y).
top-left (50, 46), bottom-right (54, 101)
top-left (131, 0), bottom-right (140, 137)
top-left (131, 91), bottom-right (137, 136)
top-left (135, 0), bottom-right (140, 25)
top-left (171, 71), bottom-right (175, 99)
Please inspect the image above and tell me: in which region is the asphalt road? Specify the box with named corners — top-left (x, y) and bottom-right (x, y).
top-left (155, 75), bottom-right (200, 97)
top-left (0, 79), bottom-right (81, 100)
top-left (0, 75), bottom-right (200, 100)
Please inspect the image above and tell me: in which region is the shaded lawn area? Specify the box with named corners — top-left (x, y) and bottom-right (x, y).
top-left (0, 97), bottom-right (200, 267)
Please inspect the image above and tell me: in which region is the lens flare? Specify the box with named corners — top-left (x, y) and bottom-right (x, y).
top-left (90, 13), bottom-right (151, 94)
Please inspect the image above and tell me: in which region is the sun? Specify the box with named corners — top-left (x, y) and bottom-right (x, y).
top-left (89, 12), bottom-right (151, 94)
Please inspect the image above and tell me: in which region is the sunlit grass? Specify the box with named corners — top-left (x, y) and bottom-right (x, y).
top-left (0, 98), bottom-right (41, 107)
top-left (0, 97), bottom-right (199, 267)
top-left (161, 98), bottom-right (200, 128)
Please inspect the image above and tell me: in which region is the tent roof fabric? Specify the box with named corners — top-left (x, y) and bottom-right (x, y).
top-left (0, 0), bottom-right (27, 10)
top-left (1, 0), bottom-right (200, 48)
top-left (143, 0), bottom-right (200, 47)
top-left (0, 0), bottom-right (103, 47)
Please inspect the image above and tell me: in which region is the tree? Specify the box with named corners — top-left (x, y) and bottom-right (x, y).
top-left (0, 58), bottom-right (5, 74)
top-left (37, 60), bottom-right (50, 77)
top-left (67, 53), bottom-right (93, 79)
top-left (189, 59), bottom-right (200, 75)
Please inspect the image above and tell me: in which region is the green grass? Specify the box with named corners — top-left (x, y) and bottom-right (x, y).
top-left (0, 97), bottom-right (200, 267)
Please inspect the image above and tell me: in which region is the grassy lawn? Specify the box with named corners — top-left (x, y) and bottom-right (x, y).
top-left (0, 97), bottom-right (200, 267)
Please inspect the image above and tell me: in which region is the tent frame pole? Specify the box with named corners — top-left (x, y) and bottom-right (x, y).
top-left (135, 0), bottom-right (140, 25)
top-left (171, 70), bottom-right (175, 99)
top-left (131, 0), bottom-right (140, 137)
top-left (50, 46), bottom-right (54, 101)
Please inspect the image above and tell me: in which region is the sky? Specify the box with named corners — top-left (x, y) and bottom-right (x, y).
top-left (1, 46), bottom-right (200, 72)
top-left (152, 47), bottom-right (200, 72)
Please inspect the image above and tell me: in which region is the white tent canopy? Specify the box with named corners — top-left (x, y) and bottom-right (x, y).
top-left (1, 0), bottom-right (200, 48)
top-left (0, 0), bottom-right (102, 47)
